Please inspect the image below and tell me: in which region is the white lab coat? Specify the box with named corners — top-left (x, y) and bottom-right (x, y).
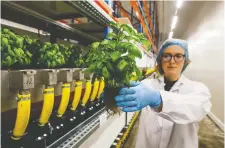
top-left (135, 75), bottom-right (212, 148)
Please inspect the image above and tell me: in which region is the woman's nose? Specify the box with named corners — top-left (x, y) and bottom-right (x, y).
top-left (169, 57), bottom-right (176, 64)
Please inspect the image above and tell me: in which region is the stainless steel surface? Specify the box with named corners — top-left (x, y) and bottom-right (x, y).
top-left (48, 107), bottom-right (106, 148)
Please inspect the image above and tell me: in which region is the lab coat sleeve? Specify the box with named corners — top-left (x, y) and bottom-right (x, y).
top-left (157, 82), bottom-right (212, 124)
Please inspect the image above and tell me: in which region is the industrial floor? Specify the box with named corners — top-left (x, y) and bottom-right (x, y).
top-left (124, 116), bottom-right (224, 148)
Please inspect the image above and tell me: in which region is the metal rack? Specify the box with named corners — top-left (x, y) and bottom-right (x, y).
top-left (65, 1), bottom-right (115, 26)
top-left (48, 107), bottom-right (108, 148)
top-left (1, 1), bottom-right (99, 45)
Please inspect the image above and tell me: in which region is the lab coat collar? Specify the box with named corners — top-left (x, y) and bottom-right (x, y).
top-left (158, 75), bottom-right (186, 92)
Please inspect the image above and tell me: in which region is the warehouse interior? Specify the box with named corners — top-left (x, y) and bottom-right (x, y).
top-left (1, 1), bottom-right (224, 148)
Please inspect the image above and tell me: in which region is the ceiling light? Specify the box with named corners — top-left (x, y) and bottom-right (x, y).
top-left (168, 32), bottom-right (173, 39)
top-left (176, 0), bottom-right (183, 8)
top-left (171, 16), bottom-right (178, 30)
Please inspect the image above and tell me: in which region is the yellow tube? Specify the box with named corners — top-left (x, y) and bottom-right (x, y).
top-left (71, 81), bottom-right (83, 111)
top-left (57, 83), bottom-right (70, 117)
top-left (38, 87), bottom-right (54, 126)
top-left (97, 79), bottom-right (105, 99)
top-left (81, 80), bottom-right (92, 107)
top-left (145, 66), bottom-right (158, 76)
top-left (11, 93), bottom-right (31, 140)
top-left (90, 79), bottom-right (100, 101)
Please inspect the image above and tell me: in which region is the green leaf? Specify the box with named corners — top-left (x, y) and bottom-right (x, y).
top-left (116, 59), bottom-right (128, 72)
top-left (2, 28), bottom-right (9, 34)
top-left (25, 50), bottom-right (32, 58)
top-left (110, 51), bottom-right (121, 62)
top-left (116, 42), bottom-right (128, 53)
top-left (124, 35), bottom-right (139, 42)
top-left (16, 38), bottom-right (23, 48)
top-left (8, 47), bottom-right (16, 57)
top-left (102, 66), bottom-right (111, 79)
top-left (1, 37), bottom-right (8, 48)
top-left (100, 39), bottom-right (110, 45)
top-left (128, 45), bottom-right (142, 59)
top-left (124, 74), bottom-right (130, 86)
top-left (106, 62), bottom-right (114, 73)
top-left (121, 24), bottom-right (135, 35)
top-left (140, 39), bottom-right (151, 50)
top-left (108, 40), bottom-right (116, 49)
top-left (106, 33), bottom-right (117, 39)
top-left (24, 57), bottom-right (30, 64)
top-left (5, 56), bottom-right (12, 66)
top-left (52, 61), bottom-right (56, 68)
top-left (91, 42), bottom-right (100, 50)
top-left (85, 64), bottom-right (97, 73)
top-left (135, 66), bottom-right (142, 80)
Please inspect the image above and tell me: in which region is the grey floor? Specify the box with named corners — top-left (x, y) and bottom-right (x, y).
top-left (124, 116), bottom-right (224, 148)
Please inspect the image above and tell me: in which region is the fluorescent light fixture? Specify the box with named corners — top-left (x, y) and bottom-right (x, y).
top-left (168, 32), bottom-right (173, 39)
top-left (176, 0), bottom-right (183, 8)
top-left (171, 16), bottom-right (178, 30)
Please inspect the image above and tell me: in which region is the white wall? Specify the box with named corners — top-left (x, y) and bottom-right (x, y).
top-left (182, 2), bottom-right (224, 124)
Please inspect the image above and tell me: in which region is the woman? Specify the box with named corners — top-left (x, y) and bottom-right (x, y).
top-left (114, 38), bottom-right (212, 148)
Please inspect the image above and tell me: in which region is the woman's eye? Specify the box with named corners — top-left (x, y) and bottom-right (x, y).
top-left (163, 54), bottom-right (171, 58)
top-left (176, 55), bottom-right (183, 58)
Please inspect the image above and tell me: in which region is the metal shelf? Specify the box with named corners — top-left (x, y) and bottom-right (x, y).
top-left (48, 107), bottom-right (107, 148)
top-left (71, 22), bottom-right (105, 39)
top-left (1, 1), bottom-right (99, 45)
top-left (65, 1), bottom-right (117, 30)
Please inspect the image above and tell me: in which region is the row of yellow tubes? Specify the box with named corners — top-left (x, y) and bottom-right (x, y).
top-left (12, 66), bottom-right (158, 140)
top-left (11, 78), bottom-right (105, 140)
top-left (116, 111), bottom-right (140, 148)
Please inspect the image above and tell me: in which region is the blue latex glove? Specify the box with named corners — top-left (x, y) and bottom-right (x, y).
top-left (115, 81), bottom-right (162, 112)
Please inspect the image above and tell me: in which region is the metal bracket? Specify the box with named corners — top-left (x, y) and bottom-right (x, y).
top-left (82, 69), bottom-right (93, 80)
top-left (9, 70), bottom-right (37, 89)
top-left (57, 69), bottom-right (73, 83)
top-left (40, 69), bottom-right (58, 86)
top-left (73, 68), bottom-right (84, 81)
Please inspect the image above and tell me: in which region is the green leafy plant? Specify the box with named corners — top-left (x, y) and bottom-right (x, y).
top-left (37, 42), bottom-right (66, 68)
top-left (85, 22), bottom-right (151, 113)
top-left (1, 28), bottom-right (33, 69)
top-left (68, 44), bottom-right (87, 68)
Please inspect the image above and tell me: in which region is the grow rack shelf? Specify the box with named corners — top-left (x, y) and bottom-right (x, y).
top-left (65, 1), bottom-right (118, 31)
top-left (1, 1), bottom-right (99, 45)
top-left (48, 107), bottom-right (108, 148)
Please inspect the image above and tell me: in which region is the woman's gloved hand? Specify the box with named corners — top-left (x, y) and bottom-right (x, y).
top-left (115, 81), bottom-right (162, 112)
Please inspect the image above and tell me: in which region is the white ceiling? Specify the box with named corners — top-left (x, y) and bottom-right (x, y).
top-left (157, 1), bottom-right (205, 45)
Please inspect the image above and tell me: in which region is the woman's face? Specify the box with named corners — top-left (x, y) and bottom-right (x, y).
top-left (161, 45), bottom-right (185, 81)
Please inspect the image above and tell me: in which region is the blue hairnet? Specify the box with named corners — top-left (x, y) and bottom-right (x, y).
top-left (156, 38), bottom-right (189, 74)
